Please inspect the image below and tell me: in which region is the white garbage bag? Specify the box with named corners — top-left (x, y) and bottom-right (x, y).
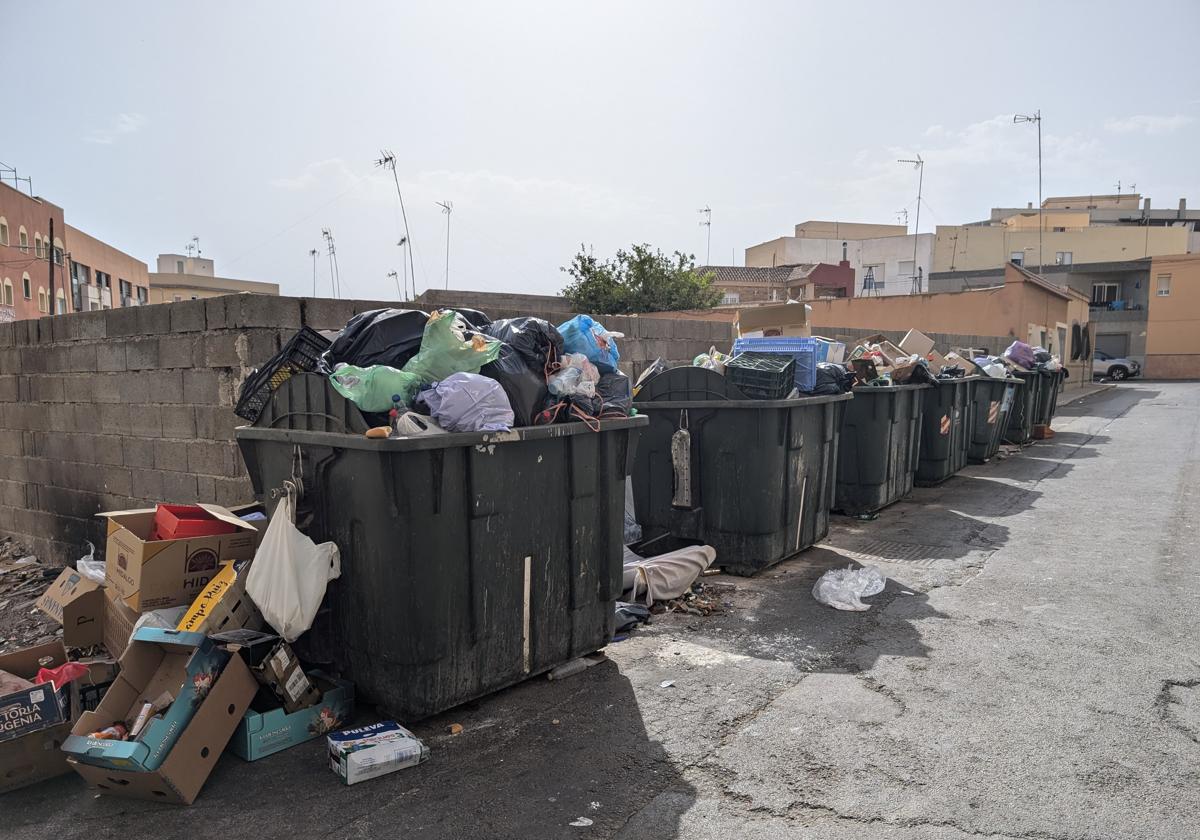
top-left (245, 495), bottom-right (341, 642)
top-left (76, 541), bottom-right (105, 584)
top-left (622, 545), bottom-right (716, 605)
top-left (812, 565), bottom-right (887, 611)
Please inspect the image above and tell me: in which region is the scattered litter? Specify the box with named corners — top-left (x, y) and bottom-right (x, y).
top-left (812, 565), bottom-right (887, 611)
top-left (551, 719), bottom-right (560, 725)
top-left (446, 723), bottom-right (463, 736)
top-left (569, 817), bottom-right (594, 827)
top-left (547, 653), bottom-right (607, 681)
top-left (659, 680), bottom-right (675, 688)
top-left (589, 801), bottom-right (601, 810)
top-left (75, 542), bottom-right (104, 584)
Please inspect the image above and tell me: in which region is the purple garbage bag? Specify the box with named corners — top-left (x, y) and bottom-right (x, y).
top-left (418, 372), bottom-right (515, 433)
top-left (1004, 340), bottom-right (1036, 369)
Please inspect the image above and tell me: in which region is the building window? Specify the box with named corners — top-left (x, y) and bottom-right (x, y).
top-left (56, 289), bottom-right (66, 314)
top-left (1052, 226), bottom-right (1067, 233)
top-left (52, 238), bottom-right (63, 265)
top-left (176, 260), bottom-right (184, 274)
top-left (2, 278), bottom-right (12, 306)
top-left (18, 227), bottom-right (28, 252)
top-left (0, 218), bottom-right (7, 246)
top-left (1157, 274), bottom-right (1172, 297)
top-left (37, 287), bottom-right (47, 313)
top-left (22, 273), bottom-right (31, 299)
top-left (1055, 251), bottom-right (1073, 265)
top-left (1091, 283), bottom-right (1119, 304)
top-left (898, 260), bottom-right (915, 277)
top-left (721, 291), bottom-right (741, 305)
top-left (173, 294), bottom-right (182, 302)
top-left (137, 286), bottom-right (148, 305)
top-left (1010, 251), bottom-right (1025, 266)
top-left (34, 234), bottom-right (42, 258)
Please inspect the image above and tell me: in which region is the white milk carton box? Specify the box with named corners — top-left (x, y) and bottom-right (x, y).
top-left (327, 721), bottom-right (429, 785)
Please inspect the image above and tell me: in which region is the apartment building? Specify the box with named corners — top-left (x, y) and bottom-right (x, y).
top-left (148, 252), bottom-right (279, 303)
top-left (65, 224), bottom-right (149, 311)
top-left (698, 262), bottom-right (855, 306)
top-left (0, 181), bottom-right (67, 321)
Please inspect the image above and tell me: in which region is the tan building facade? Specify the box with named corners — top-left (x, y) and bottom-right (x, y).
top-left (933, 223), bottom-right (1189, 273)
top-left (65, 224), bottom-right (149, 311)
top-left (1143, 254), bottom-right (1200, 378)
top-left (148, 252), bottom-right (279, 303)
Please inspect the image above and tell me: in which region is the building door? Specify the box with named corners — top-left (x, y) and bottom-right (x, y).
top-left (1095, 333), bottom-right (1129, 358)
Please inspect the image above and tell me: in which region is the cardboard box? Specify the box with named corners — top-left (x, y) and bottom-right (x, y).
top-left (67, 651), bottom-right (256, 805)
top-left (0, 641), bottom-right (74, 794)
top-left (62, 628), bottom-right (232, 772)
top-left (899, 329), bottom-right (936, 358)
top-left (811, 337), bottom-right (846, 365)
top-left (212, 630), bottom-right (320, 713)
top-left (0, 720), bottom-right (72, 794)
top-left (37, 569), bottom-right (106, 649)
top-left (177, 562), bottom-right (264, 636)
top-left (103, 587), bottom-right (141, 661)
top-left (328, 721), bottom-right (429, 785)
top-left (226, 502), bottom-right (269, 550)
top-left (736, 303), bottom-right (811, 338)
top-left (101, 504), bottom-right (258, 612)
top-left (231, 672), bottom-right (354, 761)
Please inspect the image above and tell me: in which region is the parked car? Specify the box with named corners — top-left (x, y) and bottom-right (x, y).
top-left (1092, 350), bottom-right (1141, 380)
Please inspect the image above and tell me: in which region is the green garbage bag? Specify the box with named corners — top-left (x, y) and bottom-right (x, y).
top-left (329, 364), bottom-right (420, 413)
top-left (401, 309), bottom-right (502, 391)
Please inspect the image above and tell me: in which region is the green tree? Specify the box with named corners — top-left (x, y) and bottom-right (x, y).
top-left (560, 244), bottom-right (721, 314)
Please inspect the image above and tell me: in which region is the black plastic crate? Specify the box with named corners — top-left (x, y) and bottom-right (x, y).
top-left (234, 326), bottom-right (331, 423)
top-left (726, 352), bottom-right (796, 400)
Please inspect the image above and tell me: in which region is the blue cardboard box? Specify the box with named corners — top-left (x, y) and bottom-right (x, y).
top-left (62, 628), bottom-right (231, 772)
top-left (230, 671), bottom-right (354, 761)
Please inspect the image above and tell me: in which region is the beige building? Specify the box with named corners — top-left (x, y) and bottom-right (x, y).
top-left (65, 224), bottom-right (149, 311)
top-left (1143, 253), bottom-right (1200, 378)
top-left (148, 252), bottom-right (279, 303)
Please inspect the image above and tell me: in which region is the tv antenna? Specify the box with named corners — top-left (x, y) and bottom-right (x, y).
top-left (387, 270), bottom-right (402, 300)
top-left (309, 248), bottom-right (319, 297)
top-left (321, 227), bottom-right (341, 299)
top-left (698, 206), bottom-right (711, 264)
top-left (0, 161), bottom-right (33, 196)
top-left (897, 153), bottom-right (924, 293)
top-left (397, 235), bottom-right (410, 300)
top-left (375, 150), bottom-right (417, 294)
top-left (1115, 180), bottom-right (1136, 198)
top-left (896, 209), bottom-right (908, 226)
top-left (436, 200), bottom-right (453, 289)
top-left (1013, 111), bottom-right (1043, 271)
top-left (185, 236), bottom-right (201, 258)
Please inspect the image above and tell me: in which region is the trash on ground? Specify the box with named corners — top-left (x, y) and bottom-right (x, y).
top-left (230, 670), bottom-right (353, 761)
top-left (614, 601), bottom-right (651, 633)
top-left (622, 544), bottom-right (716, 605)
top-left (547, 652), bottom-right (607, 681)
top-left (812, 565), bottom-right (888, 611)
top-left (328, 721), bottom-right (429, 785)
top-left (75, 542), bottom-right (103, 585)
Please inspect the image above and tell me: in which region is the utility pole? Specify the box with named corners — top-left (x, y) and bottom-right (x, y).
top-left (436, 201), bottom-right (452, 289)
top-left (897, 155), bottom-right (924, 293)
top-left (309, 248), bottom-right (318, 297)
top-left (398, 236), bottom-right (409, 301)
top-left (48, 216), bottom-right (56, 313)
top-left (698, 206), bottom-right (712, 264)
top-left (322, 228), bottom-right (340, 298)
top-left (1014, 110), bottom-right (1043, 273)
top-left (375, 151), bottom-right (417, 292)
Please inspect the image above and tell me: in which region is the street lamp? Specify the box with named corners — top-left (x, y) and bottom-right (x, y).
top-left (1014, 110), bottom-right (1043, 273)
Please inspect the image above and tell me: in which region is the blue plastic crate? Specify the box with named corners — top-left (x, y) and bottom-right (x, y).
top-left (733, 337), bottom-right (818, 393)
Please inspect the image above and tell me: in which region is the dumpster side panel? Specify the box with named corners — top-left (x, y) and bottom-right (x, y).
top-left (1004, 371), bottom-right (1041, 444)
top-left (836, 386), bottom-right (925, 515)
top-left (916, 378), bottom-right (975, 486)
top-left (967, 378), bottom-right (1009, 464)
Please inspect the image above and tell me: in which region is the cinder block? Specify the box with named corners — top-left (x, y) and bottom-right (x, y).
top-left (153, 439), bottom-right (189, 472)
top-left (42, 345), bottom-right (72, 374)
top-left (125, 337), bottom-right (160, 370)
top-left (204, 296), bottom-right (229, 330)
top-left (19, 347), bottom-right (45, 374)
top-left (67, 343), bottom-right (98, 373)
top-left (217, 370), bottom-right (239, 407)
top-left (60, 373), bottom-right (97, 404)
top-left (195, 474), bottom-right (216, 503)
top-left (0, 348), bottom-right (19, 374)
top-left (0, 434), bottom-right (23, 456)
top-left (227, 295), bottom-right (302, 329)
top-left (45, 403), bottom-right (73, 433)
top-left (0, 322), bottom-right (13, 348)
top-left (0, 375), bottom-right (16, 402)
top-left (30, 374), bottom-right (65, 403)
top-left (187, 440), bottom-right (232, 476)
top-left (105, 306), bottom-right (141, 338)
top-left (160, 404), bottom-right (196, 438)
top-left (170, 299), bottom-right (208, 333)
top-left (158, 335), bottom-right (200, 369)
top-left (203, 333), bottom-right (240, 367)
top-left (118, 370), bottom-right (149, 404)
top-left (122, 437), bottom-right (155, 469)
top-left (129, 404), bottom-right (163, 438)
top-left (95, 402), bottom-right (131, 432)
top-left (302, 298), bottom-right (360, 331)
top-left (131, 468), bottom-right (165, 502)
top-left (147, 370), bottom-right (185, 403)
top-left (237, 330), bottom-right (280, 369)
top-left (136, 303), bottom-right (172, 335)
top-left (67, 310), bottom-right (108, 341)
top-left (182, 369), bottom-right (220, 404)
top-left (212, 475), bottom-right (254, 507)
top-left (90, 373), bottom-right (122, 405)
top-left (88, 434), bottom-right (125, 466)
top-left (194, 405), bottom-right (238, 441)
top-left (35, 317), bottom-right (55, 345)
top-left (161, 471), bottom-right (198, 503)
top-left (0, 478), bottom-right (24, 508)
top-left (97, 465), bottom-right (133, 497)
top-left (96, 341), bottom-right (128, 372)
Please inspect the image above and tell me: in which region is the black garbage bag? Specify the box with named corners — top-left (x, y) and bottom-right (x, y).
top-left (483, 317), bottom-right (564, 374)
top-left (318, 308), bottom-right (429, 372)
top-left (597, 371), bottom-right (633, 417)
top-left (534, 392), bottom-right (603, 428)
top-left (454, 308), bottom-right (491, 330)
top-left (809, 363), bottom-right (854, 395)
top-left (479, 343), bottom-right (547, 427)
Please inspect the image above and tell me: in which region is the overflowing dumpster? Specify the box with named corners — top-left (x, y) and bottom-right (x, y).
top-left (967, 376), bottom-right (1023, 463)
top-left (915, 376), bottom-right (979, 486)
top-left (1034, 368), bottom-right (1065, 426)
top-left (835, 383), bottom-right (930, 515)
top-left (1004, 369), bottom-right (1043, 444)
top-left (631, 367), bottom-right (850, 576)
top-left (236, 373), bottom-right (647, 720)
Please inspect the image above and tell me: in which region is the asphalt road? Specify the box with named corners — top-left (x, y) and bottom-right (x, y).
top-left (6, 382), bottom-right (1198, 839)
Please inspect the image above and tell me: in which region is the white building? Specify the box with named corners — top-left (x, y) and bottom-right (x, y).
top-left (746, 221), bottom-right (933, 296)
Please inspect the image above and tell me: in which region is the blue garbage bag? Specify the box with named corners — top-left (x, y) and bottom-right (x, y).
top-left (558, 315), bottom-right (620, 374)
top-left (417, 372), bottom-right (515, 433)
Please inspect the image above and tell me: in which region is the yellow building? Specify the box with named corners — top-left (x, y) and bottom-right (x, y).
top-left (1143, 254), bottom-right (1200, 378)
top-left (147, 252), bottom-right (278, 303)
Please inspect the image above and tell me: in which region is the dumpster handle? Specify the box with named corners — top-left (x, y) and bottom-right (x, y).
top-left (264, 411), bottom-right (353, 432)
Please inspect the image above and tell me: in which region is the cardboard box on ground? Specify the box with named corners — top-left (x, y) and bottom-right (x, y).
top-left (101, 504), bottom-right (258, 612)
top-left (0, 641), bottom-right (73, 793)
top-left (37, 569), bottom-right (151, 660)
top-left (232, 671), bottom-right (354, 761)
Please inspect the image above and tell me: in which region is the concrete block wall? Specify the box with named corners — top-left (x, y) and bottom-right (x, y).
top-left (0, 295), bottom-right (733, 566)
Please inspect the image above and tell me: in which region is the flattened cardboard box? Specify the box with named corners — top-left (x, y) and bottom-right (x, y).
top-left (101, 504), bottom-right (258, 612)
top-left (67, 652), bottom-right (256, 805)
top-left (736, 303), bottom-right (810, 338)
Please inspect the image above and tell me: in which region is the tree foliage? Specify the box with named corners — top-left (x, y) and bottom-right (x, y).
top-left (560, 244), bottom-right (721, 314)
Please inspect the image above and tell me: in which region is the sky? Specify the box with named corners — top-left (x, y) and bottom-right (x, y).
top-left (4, 1), bottom-right (1199, 300)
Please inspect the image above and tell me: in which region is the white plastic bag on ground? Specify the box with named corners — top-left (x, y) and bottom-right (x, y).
top-left (76, 541), bottom-right (105, 584)
top-left (812, 565), bottom-right (887, 611)
top-left (132, 606), bottom-right (188, 636)
top-left (245, 495), bottom-right (341, 642)
top-left (622, 545), bottom-right (716, 605)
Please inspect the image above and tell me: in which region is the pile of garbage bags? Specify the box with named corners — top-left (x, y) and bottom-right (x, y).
top-left (322, 307), bottom-right (633, 436)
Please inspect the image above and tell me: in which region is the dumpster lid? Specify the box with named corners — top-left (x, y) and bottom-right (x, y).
top-left (851, 383), bottom-right (932, 393)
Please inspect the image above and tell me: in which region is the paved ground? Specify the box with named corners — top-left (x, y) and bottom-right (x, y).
top-left (7, 382), bottom-right (1198, 839)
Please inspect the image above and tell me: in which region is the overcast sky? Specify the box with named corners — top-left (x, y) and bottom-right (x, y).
top-left (5, 1), bottom-right (1199, 299)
